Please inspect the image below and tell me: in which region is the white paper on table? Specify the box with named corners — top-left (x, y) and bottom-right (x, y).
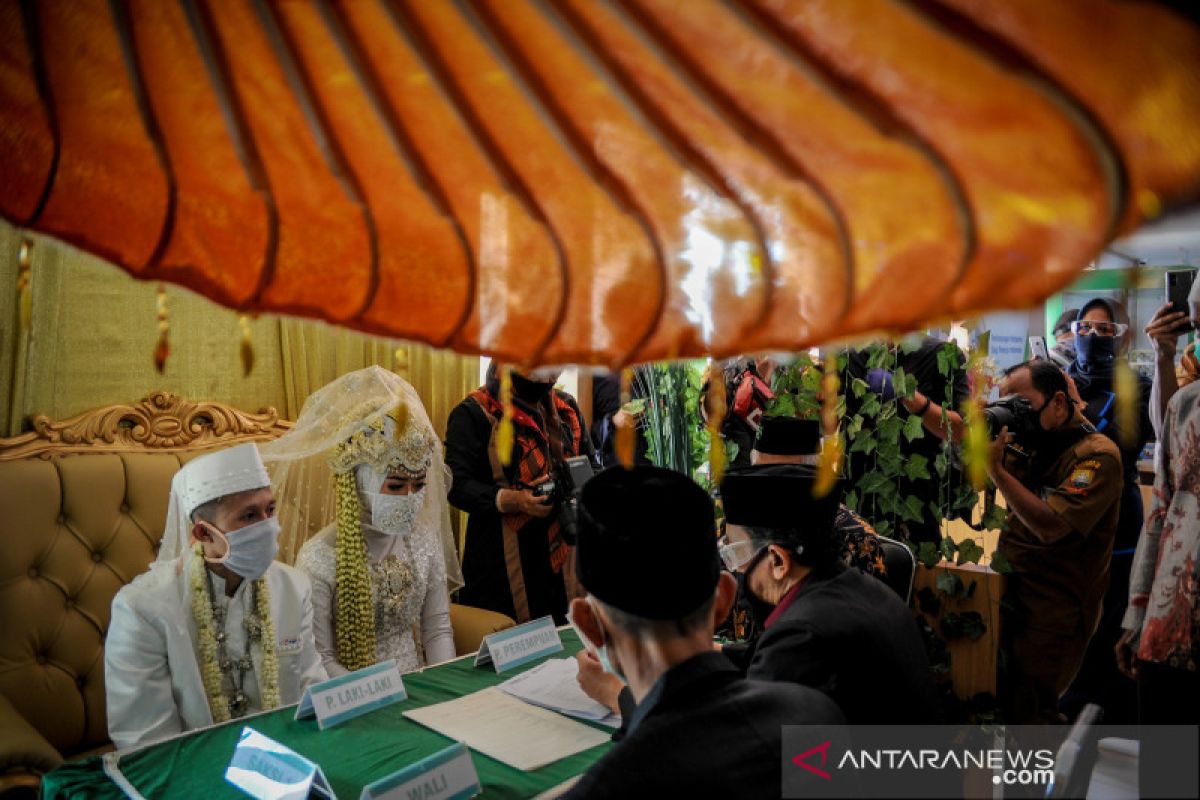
top-left (500, 658), bottom-right (620, 727)
top-left (402, 687), bottom-right (611, 771)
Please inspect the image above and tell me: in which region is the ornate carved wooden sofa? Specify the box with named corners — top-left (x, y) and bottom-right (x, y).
top-left (0, 393), bottom-right (513, 795)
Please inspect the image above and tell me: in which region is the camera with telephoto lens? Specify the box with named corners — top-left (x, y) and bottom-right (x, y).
top-left (981, 395), bottom-right (1042, 443)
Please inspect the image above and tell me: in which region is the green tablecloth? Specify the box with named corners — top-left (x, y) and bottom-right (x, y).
top-left (43, 631), bottom-right (609, 799)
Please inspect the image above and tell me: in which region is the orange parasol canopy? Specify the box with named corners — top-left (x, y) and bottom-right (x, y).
top-left (2, 0), bottom-right (1198, 366)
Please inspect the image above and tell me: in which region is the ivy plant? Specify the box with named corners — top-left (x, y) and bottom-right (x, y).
top-left (765, 338), bottom-right (1004, 723)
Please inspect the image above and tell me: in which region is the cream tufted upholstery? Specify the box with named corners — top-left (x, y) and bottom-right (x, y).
top-left (0, 393), bottom-right (297, 795)
top-left (0, 453), bottom-right (193, 759)
top-left (0, 393), bottom-right (510, 795)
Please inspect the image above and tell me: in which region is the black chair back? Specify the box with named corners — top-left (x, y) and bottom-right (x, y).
top-left (875, 534), bottom-right (915, 604)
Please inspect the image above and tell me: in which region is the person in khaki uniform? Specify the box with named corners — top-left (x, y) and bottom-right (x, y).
top-left (987, 360), bottom-right (1122, 724)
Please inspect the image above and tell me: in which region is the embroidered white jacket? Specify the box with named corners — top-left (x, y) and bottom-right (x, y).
top-left (104, 559), bottom-right (327, 750)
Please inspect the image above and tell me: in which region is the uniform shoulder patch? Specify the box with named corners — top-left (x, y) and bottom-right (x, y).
top-left (1064, 466), bottom-right (1097, 494)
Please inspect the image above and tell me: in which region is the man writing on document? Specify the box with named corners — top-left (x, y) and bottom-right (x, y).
top-left (563, 466), bottom-right (843, 799)
top-left (105, 443), bottom-right (326, 750)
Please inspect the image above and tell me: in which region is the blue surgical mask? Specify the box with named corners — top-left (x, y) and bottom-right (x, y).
top-left (203, 517), bottom-right (280, 580)
top-left (1073, 332), bottom-right (1116, 369)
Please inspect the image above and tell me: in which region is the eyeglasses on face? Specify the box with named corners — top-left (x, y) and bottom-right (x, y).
top-left (1071, 319), bottom-right (1127, 337)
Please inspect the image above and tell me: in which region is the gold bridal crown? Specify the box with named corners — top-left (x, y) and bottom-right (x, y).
top-left (327, 405), bottom-right (434, 477)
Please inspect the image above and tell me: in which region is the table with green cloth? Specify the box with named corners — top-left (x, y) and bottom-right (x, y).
top-left (43, 630), bottom-right (611, 799)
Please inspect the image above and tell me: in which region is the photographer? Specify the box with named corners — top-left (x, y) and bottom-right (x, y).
top-left (987, 360), bottom-right (1122, 723)
top-left (446, 363), bottom-right (594, 624)
top-left (699, 355), bottom-right (777, 468)
top-left (1144, 275), bottom-right (1200, 438)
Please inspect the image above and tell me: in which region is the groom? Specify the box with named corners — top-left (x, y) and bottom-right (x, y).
top-left (105, 443), bottom-right (326, 749)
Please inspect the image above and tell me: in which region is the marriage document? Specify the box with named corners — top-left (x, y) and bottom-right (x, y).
top-left (403, 687), bottom-right (610, 771)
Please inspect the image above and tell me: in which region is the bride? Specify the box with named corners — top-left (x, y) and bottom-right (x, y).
top-left (262, 366), bottom-right (464, 676)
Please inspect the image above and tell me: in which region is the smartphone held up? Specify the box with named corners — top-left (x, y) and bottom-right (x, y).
top-left (1166, 269), bottom-right (1197, 333)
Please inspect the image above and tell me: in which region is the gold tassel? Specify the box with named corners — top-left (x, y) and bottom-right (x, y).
top-left (961, 395), bottom-right (989, 491)
top-left (961, 335), bottom-right (991, 490)
top-left (497, 365), bottom-right (515, 466)
top-left (616, 367), bottom-right (635, 470)
top-left (393, 346), bottom-right (409, 379)
top-left (154, 283), bottom-right (170, 374)
top-left (1115, 360), bottom-right (1138, 450)
top-left (814, 434), bottom-right (843, 499)
top-left (813, 358), bottom-right (842, 498)
top-left (17, 237), bottom-right (33, 331)
top-left (1136, 189), bottom-right (1162, 221)
top-left (238, 314), bottom-right (255, 377)
top-left (1115, 262), bottom-right (1142, 450)
top-left (704, 361), bottom-right (727, 484)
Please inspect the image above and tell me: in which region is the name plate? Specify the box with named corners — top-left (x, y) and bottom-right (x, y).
top-left (295, 659), bottom-right (407, 730)
top-left (226, 726), bottom-right (334, 800)
top-left (360, 742), bottom-right (480, 800)
top-left (473, 616), bottom-right (563, 674)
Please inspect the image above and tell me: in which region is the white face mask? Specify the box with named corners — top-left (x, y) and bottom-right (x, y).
top-left (202, 517), bottom-right (280, 581)
top-left (370, 488), bottom-right (424, 536)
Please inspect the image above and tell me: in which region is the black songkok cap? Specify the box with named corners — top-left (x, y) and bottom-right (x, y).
top-left (754, 416), bottom-right (821, 456)
top-left (576, 465), bottom-right (718, 620)
top-left (720, 464), bottom-right (843, 536)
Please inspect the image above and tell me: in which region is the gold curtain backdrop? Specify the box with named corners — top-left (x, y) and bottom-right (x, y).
top-left (1, 219), bottom-right (479, 557)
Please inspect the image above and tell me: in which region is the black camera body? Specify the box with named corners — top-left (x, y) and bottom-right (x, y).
top-left (982, 395), bottom-right (1042, 443)
top-left (530, 478), bottom-right (559, 501)
top-left (525, 455), bottom-right (595, 507)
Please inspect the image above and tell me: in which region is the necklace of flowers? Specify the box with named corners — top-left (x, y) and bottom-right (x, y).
top-left (190, 543), bottom-right (280, 722)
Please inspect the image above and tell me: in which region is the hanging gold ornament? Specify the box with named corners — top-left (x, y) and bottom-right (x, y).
top-left (961, 332), bottom-right (991, 491)
top-left (1114, 361), bottom-right (1138, 449)
top-left (154, 283), bottom-right (170, 374)
top-left (616, 367), bottom-right (635, 470)
top-left (393, 346), bottom-right (409, 379)
top-left (704, 360), bottom-right (727, 484)
top-left (238, 314), bottom-right (255, 377)
top-left (16, 237), bottom-right (33, 332)
top-left (1115, 262), bottom-right (1142, 450)
top-left (390, 346), bottom-right (411, 443)
top-left (961, 396), bottom-right (990, 491)
top-left (497, 365), bottom-right (515, 466)
top-left (813, 359), bottom-right (842, 498)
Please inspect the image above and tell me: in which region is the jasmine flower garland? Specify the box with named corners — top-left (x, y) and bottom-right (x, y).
top-left (256, 575), bottom-right (280, 709)
top-left (189, 543), bottom-right (280, 720)
top-left (335, 470), bottom-right (377, 670)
